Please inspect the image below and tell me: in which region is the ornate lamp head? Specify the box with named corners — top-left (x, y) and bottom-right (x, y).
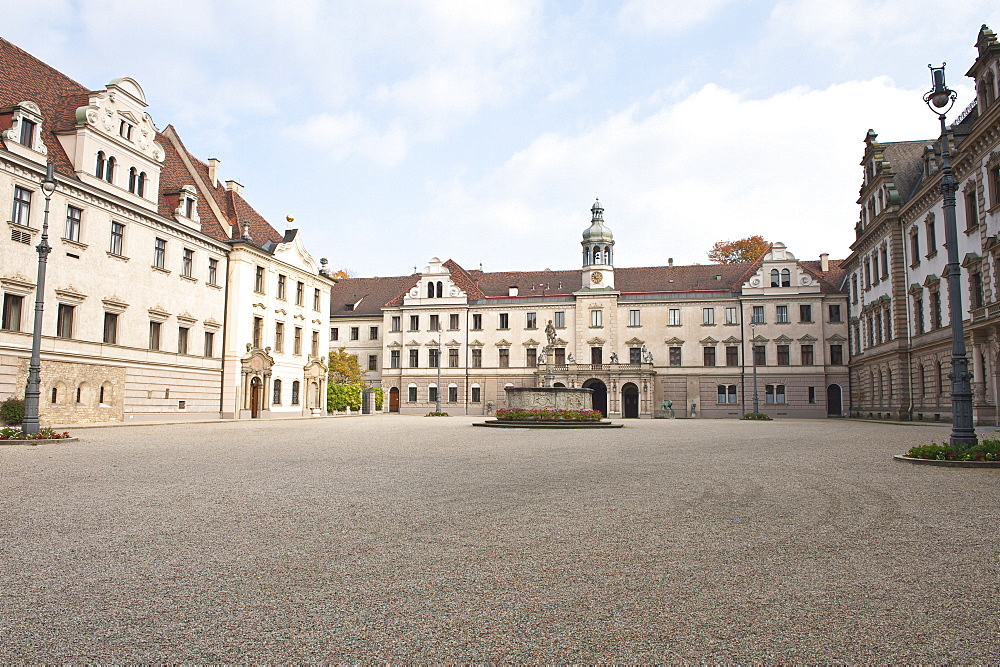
top-left (924, 63), bottom-right (957, 116)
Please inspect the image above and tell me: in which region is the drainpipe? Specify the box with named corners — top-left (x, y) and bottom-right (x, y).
top-left (739, 295), bottom-right (746, 415)
top-left (218, 253), bottom-right (231, 417)
top-left (899, 219), bottom-right (915, 421)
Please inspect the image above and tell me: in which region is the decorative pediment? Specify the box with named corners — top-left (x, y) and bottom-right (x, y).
top-left (664, 336), bottom-right (684, 345)
top-left (293, 313), bottom-right (306, 321)
top-left (54, 286), bottom-right (86, 305)
top-left (798, 334), bottom-right (817, 342)
top-left (423, 340), bottom-right (439, 347)
top-left (826, 333), bottom-right (847, 342)
top-left (751, 334), bottom-right (769, 343)
top-left (0, 274), bottom-right (34, 296)
top-left (700, 336), bottom-right (719, 345)
top-left (923, 274), bottom-right (940, 288)
top-left (624, 337), bottom-right (645, 346)
top-left (495, 339), bottom-right (512, 347)
top-left (774, 334), bottom-right (793, 343)
top-left (523, 338), bottom-right (541, 346)
top-left (723, 336), bottom-right (741, 344)
top-left (406, 339), bottom-right (421, 346)
top-left (303, 356), bottom-right (328, 376)
top-left (587, 337), bottom-right (606, 345)
top-left (311, 318), bottom-right (324, 325)
top-left (2, 101), bottom-right (48, 157)
top-left (252, 302), bottom-right (267, 310)
top-left (984, 234), bottom-right (1000, 254)
top-left (102, 297), bottom-right (128, 314)
top-left (148, 306), bottom-right (170, 322)
top-left (176, 312), bottom-right (196, 325)
top-left (962, 252), bottom-right (982, 268)
top-left (387, 341), bottom-right (402, 348)
top-left (74, 79), bottom-right (166, 163)
top-left (445, 339), bottom-right (462, 347)
top-left (203, 318), bottom-right (221, 332)
top-left (554, 337), bottom-right (569, 346)
top-left (274, 308), bottom-right (287, 316)
top-left (469, 339), bottom-right (484, 347)
top-left (908, 283), bottom-right (923, 294)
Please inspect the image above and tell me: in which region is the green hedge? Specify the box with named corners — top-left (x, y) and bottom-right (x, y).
top-left (375, 387), bottom-right (384, 411)
top-left (328, 384), bottom-right (362, 411)
top-left (0, 397), bottom-right (25, 426)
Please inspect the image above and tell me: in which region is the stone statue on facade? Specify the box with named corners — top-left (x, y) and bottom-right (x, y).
top-left (641, 344), bottom-right (653, 364)
top-left (545, 319), bottom-right (556, 347)
top-left (567, 353), bottom-right (575, 364)
top-left (610, 351), bottom-right (619, 364)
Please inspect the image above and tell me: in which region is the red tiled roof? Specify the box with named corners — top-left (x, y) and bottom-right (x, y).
top-left (333, 275), bottom-right (420, 316)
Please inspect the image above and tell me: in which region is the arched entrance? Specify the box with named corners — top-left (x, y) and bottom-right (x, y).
top-left (583, 379), bottom-right (608, 417)
top-left (389, 387), bottom-right (400, 413)
top-left (827, 384), bottom-right (842, 416)
top-left (622, 382), bottom-right (639, 418)
top-left (553, 382), bottom-right (566, 388)
top-left (249, 377), bottom-right (262, 419)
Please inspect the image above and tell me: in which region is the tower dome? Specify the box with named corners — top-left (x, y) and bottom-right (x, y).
top-left (582, 199), bottom-right (614, 243)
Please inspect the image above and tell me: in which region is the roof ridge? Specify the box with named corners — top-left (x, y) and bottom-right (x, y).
top-left (0, 38), bottom-right (90, 93)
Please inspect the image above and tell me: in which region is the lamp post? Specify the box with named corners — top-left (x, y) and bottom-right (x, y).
top-left (924, 63), bottom-right (977, 448)
top-left (435, 324), bottom-right (442, 413)
top-left (22, 163), bottom-right (56, 435)
top-left (749, 321), bottom-right (760, 414)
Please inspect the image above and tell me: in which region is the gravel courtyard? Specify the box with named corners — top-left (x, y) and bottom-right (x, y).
top-left (1, 416), bottom-right (998, 662)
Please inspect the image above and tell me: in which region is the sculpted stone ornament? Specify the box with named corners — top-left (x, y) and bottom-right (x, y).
top-left (567, 353), bottom-right (575, 364)
top-left (545, 319), bottom-right (556, 347)
top-left (641, 345), bottom-right (653, 364)
top-left (610, 351), bottom-right (619, 364)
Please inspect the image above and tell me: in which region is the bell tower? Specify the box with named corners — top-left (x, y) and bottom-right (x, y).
top-left (581, 199), bottom-right (614, 289)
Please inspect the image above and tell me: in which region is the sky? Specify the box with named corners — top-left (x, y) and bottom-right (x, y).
top-left (6, 1), bottom-right (1000, 277)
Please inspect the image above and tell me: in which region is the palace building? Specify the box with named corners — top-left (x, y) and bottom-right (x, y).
top-left (330, 201), bottom-right (849, 418)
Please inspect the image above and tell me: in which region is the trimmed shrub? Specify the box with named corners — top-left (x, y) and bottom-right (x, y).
top-left (741, 412), bottom-right (772, 421)
top-left (328, 384), bottom-right (362, 411)
top-left (375, 387), bottom-right (384, 411)
top-left (0, 397), bottom-right (25, 426)
top-left (425, 411), bottom-right (450, 417)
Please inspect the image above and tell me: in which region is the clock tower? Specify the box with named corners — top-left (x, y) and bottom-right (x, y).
top-left (581, 199), bottom-right (614, 289)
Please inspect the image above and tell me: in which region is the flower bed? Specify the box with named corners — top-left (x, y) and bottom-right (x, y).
top-left (904, 440), bottom-right (1000, 462)
top-left (0, 426), bottom-right (72, 441)
top-left (496, 408), bottom-right (603, 422)
top-left (424, 411), bottom-right (451, 417)
top-left (741, 413), bottom-right (772, 421)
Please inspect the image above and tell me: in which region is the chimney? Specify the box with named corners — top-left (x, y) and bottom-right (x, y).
top-left (668, 258), bottom-right (674, 266)
top-left (820, 253), bottom-right (829, 272)
top-left (207, 158), bottom-right (220, 187)
top-left (509, 286), bottom-right (519, 296)
top-left (225, 179), bottom-right (243, 196)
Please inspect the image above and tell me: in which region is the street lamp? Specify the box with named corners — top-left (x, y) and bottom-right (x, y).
top-left (749, 320), bottom-right (760, 414)
top-left (22, 163), bottom-right (56, 435)
top-left (923, 63), bottom-right (977, 448)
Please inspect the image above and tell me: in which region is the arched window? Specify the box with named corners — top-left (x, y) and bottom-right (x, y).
top-left (105, 156), bottom-right (116, 183)
top-left (427, 282), bottom-right (434, 298)
top-left (593, 247), bottom-right (601, 264)
top-left (137, 172), bottom-right (146, 197)
top-left (605, 246), bottom-right (612, 264)
top-left (781, 268), bottom-right (790, 287)
top-left (770, 269), bottom-right (780, 287)
top-left (128, 167), bottom-right (137, 193)
top-left (95, 151), bottom-right (105, 178)
top-left (436, 281), bottom-right (443, 298)
top-left (273, 379), bottom-right (282, 405)
top-left (291, 380), bottom-right (300, 405)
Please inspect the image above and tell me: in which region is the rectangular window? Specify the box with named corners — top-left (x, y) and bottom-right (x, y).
top-left (725, 307), bottom-right (738, 325)
top-left (880, 246), bottom-right (889, 279)
top-left (591, 347), bottom-right (603, 364)
top-left (910, 231), bottom-right (920, 264)
top-left (448, 386), bottom-right (458, 403)
top-left (390, 350), bottom-right (400, 368)
top-left (808, 386), bottom-right (816, 404)
top-left (311, 331), bottom-right (319, 357)
top-left (449, 348), bottom-right (459, 368)
top-left (182, 248), bottom-right (194, 278)
top-left (668, 309), bottom-right (680, 326)
top-left (368, 354), bottom-right (377, 371)
top-left (777, 344), bottom-right (790, 366)
top-left (629, 309), bottom-right (641, 327)
top-left (429, 314), bottom-right (439, 331)
top-left (208, 258), bottom-right (218, 285)
top-left (526, 348), bottom-right (537, 367)
top-left (499, 348), bottom-right (509, 368)
top-left (148, 320), bottom-right (161, 350)
top-left (296, 281), bottom-right (304, 305)
top-left (717, 385), bottom-right (737, 404)
top-left (828, 304), bottom-right (842, 322)
top-left (11, 186), bottom-right (31, 226)
top-left (154, 238), bottom-right (166, 269)
top-left (555, 347), bottom-right (565, 365)
top-left (966, 190), bottom-right (979, 230)
top-left (471, 386), bottom-right (481, 403)
top-left (472, 313), bottom-right (482, 330)
top-left (65, 206), bottom-right (82, 242)
top-left (765, 384), bottom-right (786, 404)
top-left (753, 345), bottom-right (766, 366)
top-left (19, 118), bottom-right (35, 147)
top-left (293, 326), bottom-right (302, 355)
top-left (410, 315), bottom-right (419, 330)
top-left (313, 288), bottom-right (321, 311)
top-left (428, 386), bottom-right (438, 403)
top-left (926, 219), bottom-right (937, 254)
top-left (350, 326), bottom-right (359, 341)
top-left (204, 331), bottom-right (214, 358)
top-left (274, 322), bottom-right (284, 353)
top-left (776, 305), bottom-right (789, 323)
top-left (277, 274), bottom-right (286, 300)
top-left (253, 316), bottom-right (263, 349)
top-left (931, 291), bottom-right (942, 329)
top-left (410, 349), bottom-right (419, 368)
top-left (499, 313), bottom-right (509, 329)
top-left (178, 326), bottom-right (189, 354)
top-left (751, 305), bottom-right (764, 324)
top-left (630, 347), bottom-right (642, 365)
top-left (408, 386), bottom-right (417, 402)
top-left (330, 327), bottom-right (339, 341)
top-left (801, 344), bottom-right (814, 365)
top-left (669, 347), bottom-right (681, 367)
top-left (703, 347), bottom-right (716, 366)
top-left (110, 222), bottom-right (125, 256)
top-left (369, 326), bottom-right (379, 340)
top-left (1, 294), bottom-right (23, 332)
top-left (554, 311), bottom-right (565, 328)
top-left (526, 312), bottom-right (537, 329)
top-left (449, 314), bottom-right (459, 330)
top-left (726, 346), bottom-right (739, 366)
top-left (702, 308), bottom-right (715, 325)
top-left (429, 348), bottom-right (440, 368)
top-left (799, 304), bottom-right (812, 322)
top-left (254, 266), bottom-right (265, 292)
top-left (391, 316), bottom-right (401, 332)
top-left (472, 348), bottom-right (482, 368)
top-left (591, 310), bottom-right (602, 327)
top-left (830, 344), bottom-right (844, 366)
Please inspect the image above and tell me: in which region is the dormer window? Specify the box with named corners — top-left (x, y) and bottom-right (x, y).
top-left (19, 119), bottom-right (35, 148)
top-left (185, 198), bottom-right (194, 218)
top-left (119, 120), bottom-right (133, 141)
top-left (2, 101), bottom-right (47, 157)
top-left (781, 268), bottom-right (790, 287)
top-left (173, 185), bottom-right (199, 221)
top-left (770, 269), bottom-right (780, 287)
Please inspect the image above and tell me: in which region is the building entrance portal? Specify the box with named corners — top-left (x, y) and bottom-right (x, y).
top-left (389, 387), bottom-right (400, 413)
top-left (622, 382), bottom-right (639, 418)
top-left (827, 384), bottom-right (842, 416)
top-left (250, 377), bottom-right (261, 419)
top-left (583, 379), bottom-right (608, 417)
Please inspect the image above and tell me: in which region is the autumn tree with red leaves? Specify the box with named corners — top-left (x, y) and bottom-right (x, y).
top-left (707, 236), bottom-right (771, 264)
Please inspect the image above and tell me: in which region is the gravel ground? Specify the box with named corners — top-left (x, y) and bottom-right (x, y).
top-left (1, 416), bottom-right (998, 662)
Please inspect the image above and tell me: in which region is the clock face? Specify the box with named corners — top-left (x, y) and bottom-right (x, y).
top-left (591, 271), bottom-right (603, 284)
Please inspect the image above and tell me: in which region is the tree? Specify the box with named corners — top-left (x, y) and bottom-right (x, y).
top-left (328, 347), bottom-right (365, 386)
top-left (329, 268), bottom-right (353, 280)
top-left (707, 236), bottom-right (771, 264)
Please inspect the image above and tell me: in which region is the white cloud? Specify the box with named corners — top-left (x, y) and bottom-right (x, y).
top-left (283, 113), bottom-right (408, 167)
top-left (617, 0), bottom-right (735, 34)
